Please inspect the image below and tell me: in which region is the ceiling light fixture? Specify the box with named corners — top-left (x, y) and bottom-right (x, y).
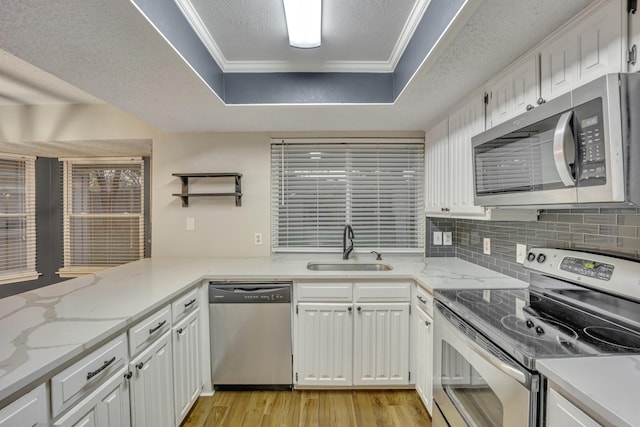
top-left (282, 0), bottom-right (322, 49)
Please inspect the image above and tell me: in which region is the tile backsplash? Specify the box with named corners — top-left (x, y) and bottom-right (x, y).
top-left (427, 208), bottom-right (640, 282)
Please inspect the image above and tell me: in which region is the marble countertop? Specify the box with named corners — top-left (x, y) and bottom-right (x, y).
top-left (537, 356), bottom-right (640, 426)
top-left (0, 254), bottom-right (525, 405)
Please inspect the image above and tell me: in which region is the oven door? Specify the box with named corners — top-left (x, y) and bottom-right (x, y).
top-left (433, 301), bottom-right (539, 427)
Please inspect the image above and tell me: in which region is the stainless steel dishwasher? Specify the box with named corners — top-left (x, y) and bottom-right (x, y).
top-left (209, 281), bottom-right (293, 390)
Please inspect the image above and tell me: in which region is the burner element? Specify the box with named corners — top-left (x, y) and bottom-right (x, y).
top-left (583, 327), bottom-right (640, 351)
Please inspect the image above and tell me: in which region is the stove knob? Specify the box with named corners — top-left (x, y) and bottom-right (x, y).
top-left (527, 252), bottom-right (536, 262)
top-left (536, 253), bottom-right (546, 263)
top-left (525, 319), bottom-right (535, 328)
top-left (535, 326), bottom-right (545, 335)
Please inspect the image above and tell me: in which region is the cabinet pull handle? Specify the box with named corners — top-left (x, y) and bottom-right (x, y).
top-left (124, 371), bottom-right (133, 379)
top-left (177, 327), bottom-right (184, 335)
top-left (417, 296), bottom-right (427, 304)
top-left (184, 298), bottom-right (197, 308)
top-left (537, 97), bottom-right (546, 105)
top-left (149, 320), bottom-right (167, 335)
top-left (348, 306), bottom-right (352, 312)
top-left (357, 306), bottom-right (362, 312)
top-left (425, 320), bottom-right (431, 326)
top-left (136, 362), bottom-right (144, 370)
top-left (86, 356), bottom-right (116, 380)
top-left (526, 104), bottom-right (534, 111)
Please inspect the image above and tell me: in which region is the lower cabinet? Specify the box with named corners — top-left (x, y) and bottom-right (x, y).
top-left (172, 309), bottom-right (201, 426)
top-left (129, 331), bottom-right (175, 427)
top-left (414, 306), bottom-right (433, 415)
top-left (353, 303), bottom-right (410, 386)
top-left (53, 368), bottom-right (130, 427)
top-left (0, 384), bottom-right (48, 427)
top-left (296, 303), bottom-right (353, 386)
top-left (546, 387), bottom-right (600, 427)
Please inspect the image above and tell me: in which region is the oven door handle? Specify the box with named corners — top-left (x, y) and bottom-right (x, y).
top-left (458, 329), bottom-right (530, 387)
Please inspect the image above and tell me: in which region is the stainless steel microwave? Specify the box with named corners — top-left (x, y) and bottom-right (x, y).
top-left (472, 73), bottom-right (640, 208)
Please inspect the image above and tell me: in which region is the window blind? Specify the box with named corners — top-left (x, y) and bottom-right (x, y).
top-left (0, 154), bottom-right (37, 284)
top-left (271, 140), bottom-right (425, 252)
top-left (60, 158), bottom-right (144, 276)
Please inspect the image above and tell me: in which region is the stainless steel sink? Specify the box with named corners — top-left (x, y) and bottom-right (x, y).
top-left (306, 262), bottom-right (393, 271)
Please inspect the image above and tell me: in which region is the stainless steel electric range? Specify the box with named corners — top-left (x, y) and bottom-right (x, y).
top-left (433, 248), bottom-right (640, 427)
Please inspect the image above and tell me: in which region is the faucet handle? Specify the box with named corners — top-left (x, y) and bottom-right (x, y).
top-left (370, 251), bottom-right (382, 261)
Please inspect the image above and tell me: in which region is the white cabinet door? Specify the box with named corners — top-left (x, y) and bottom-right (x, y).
top-left (488, 55), bottom-right (539, 128)
top-left (547, 388), bottom-right (601, 427)
top-left (0, 384), bottom-right (47, 427)
top-left (353, 303), bottom-right (410, 386)
top-left (447, 94), bottom-right (486, 216)
top-left (414, 307), bottom-right (433, 415)
top-left (172, 310), bottom-right (201, 426)
top-left (425, 117), bottom-right (450, 216)
top-left (296, 303), bottom-right (353, 386)
top-left (540, 0), bottom-right (624, 101)
top-left (129, 331), bottom-right (174, 427)
top-left (53, 368), bottom-right (130, 427)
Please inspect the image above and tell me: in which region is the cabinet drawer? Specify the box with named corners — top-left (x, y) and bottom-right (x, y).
top-left (129, 305), bottom-right (171, 357)
top-left (172, 288), bottom-right (199, 323)
top-left (51, 334), bottom-right (127, 418)
top-left (0, 383), bottom-right (47, 426)
top-left (416, 287), bottom-right (434, 318)
top-left (297, 282), bottom-right (352, 301)
top-left (354, 282), bottom-right (411, 302)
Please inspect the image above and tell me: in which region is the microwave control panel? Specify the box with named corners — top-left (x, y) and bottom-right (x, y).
top-left (575, 99), bottom-right (606, 185)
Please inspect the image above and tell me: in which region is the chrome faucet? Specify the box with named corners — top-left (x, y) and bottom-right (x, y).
top-left (342, 224), bottom-right (354, 260)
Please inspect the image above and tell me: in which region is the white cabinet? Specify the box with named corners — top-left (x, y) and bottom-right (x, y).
top-left (172, 309), bottom-right (201, 426)
top-left (53, 368), bottom-right (130, 427)
top-left (414, 306), bottom-right (433, 415)
top-left (487, 55), bottom-right (539, 128)
top-left (129, 331), bottom-right (175, 427)
top-left (547, 387), bottom-right (601, 427)
top-left (540, 0), bottom-right (625, 102)
top-left (353, 303), bottom-right (410, 386)
top-left (296, 303), bottom-right (353, 386)
top-left (425, 117), bottom-right (450, 215)
top-left (0, 384), bottom-right (48, 427)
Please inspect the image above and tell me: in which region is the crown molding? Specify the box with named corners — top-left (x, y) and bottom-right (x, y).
top-left (388, 0), bottom-right (431, 70)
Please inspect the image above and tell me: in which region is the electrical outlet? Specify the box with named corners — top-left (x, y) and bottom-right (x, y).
top-left (516, 243), bottom-right (527, 264)
top-left (254, 232), bottom-right (263, 245)
top-left (433, 231), bottom-right (443, 245)
top-left (443, 232), bottom-right (452, 246)
top-left (483, 238), bottom-right (491, 255)
top-left (185, 217), bottom-right (195, 231)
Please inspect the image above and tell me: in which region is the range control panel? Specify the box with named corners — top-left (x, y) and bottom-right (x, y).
top-left (559, 257), bottom-right (614, 281)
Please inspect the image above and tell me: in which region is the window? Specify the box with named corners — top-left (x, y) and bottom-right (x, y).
top-left (271, 140), bottom-right (425, 252)
top-left (0, 154), bottom-right (37, 284)
top-left (60, 158), bottom-right (144, 276)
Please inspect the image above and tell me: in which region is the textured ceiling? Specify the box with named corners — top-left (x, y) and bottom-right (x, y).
top-left (0, 0), bottom-right (596, 133)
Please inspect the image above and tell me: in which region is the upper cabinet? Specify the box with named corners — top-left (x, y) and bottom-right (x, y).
top-left (487, 55), bottom-right (539, 129)
top-left (540, 0), bottom-right (626, 102)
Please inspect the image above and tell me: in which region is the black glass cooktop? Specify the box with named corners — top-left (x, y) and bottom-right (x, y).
top-left (435, 286), bottom-right (640, 370)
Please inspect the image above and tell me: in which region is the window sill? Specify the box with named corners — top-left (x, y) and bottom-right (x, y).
top-left (0, 272), bottom-right (41, 286)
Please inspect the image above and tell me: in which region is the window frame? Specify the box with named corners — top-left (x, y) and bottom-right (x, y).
top-left (59, 157), bottom-right (145, 277)
top-left (0, 153), bottom-right (38, 285)
top-left (271, 138), bottom-right (425, 253)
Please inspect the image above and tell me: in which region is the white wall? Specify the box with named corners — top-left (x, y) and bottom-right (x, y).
top-left (151, 132), bottom-right (272, 257)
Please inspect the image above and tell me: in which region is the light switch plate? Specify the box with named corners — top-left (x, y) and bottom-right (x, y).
top-left (483, 238), bottom-right (491, 255)
top-left (186, 217), bottom-right (195, 231)
top-left (433, 232), bottom-right (443, 245)
top-left (443, 232), bottom-right (452, 246)
top-left (516, 243), bottom-right (527, 264)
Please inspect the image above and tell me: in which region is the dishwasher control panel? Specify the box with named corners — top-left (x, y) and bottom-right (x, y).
top-left (209, 282), bottom-right (292, 303)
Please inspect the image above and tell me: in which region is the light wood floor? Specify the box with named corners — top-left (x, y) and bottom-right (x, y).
top-left (182, 389), bottom-right (432, 427)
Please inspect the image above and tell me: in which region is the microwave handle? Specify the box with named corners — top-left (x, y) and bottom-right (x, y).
top-left (553, 111), bottom-right (577, 186)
